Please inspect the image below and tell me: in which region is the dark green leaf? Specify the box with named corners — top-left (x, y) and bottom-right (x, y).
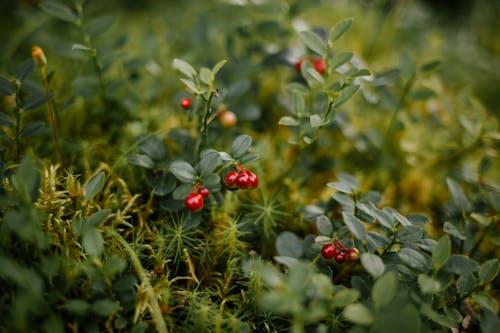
top-left (456, 273), bottom-right (477, 295)
top-left (200, 173), bottom-right (220, 190)
top-left (329, 18), bottom-right (353, 42)
top-left (411, 88), bottom-right (436, 100)
top-left (444, 255), bottom-right (480, 275)
top-left (420, 303), bottom-right (456, 328)
top-left (397, 225), bottom-right (423, 244)
top-left (398, 247), bottom-right (429, 272)
top-left (443, 221), bottom-right (466, 240)
top-left (172, 183), bottom-right (193, 200)
top-left (198, 150), bottom-right (222, 174)
top-left (316, 215), bottom-right (333, 237)
top-left (0, 112), bottom-right (14, 127)
top-left (275, 231), bottom-right (303, 258)
top-left (84, 171), bottom-right (106, 201)
top-left (331, 51), bottom-right (353, 69)
top-left (170, 160), bottom-right (195, 182)
top-left (12, 155), bottom-right (40, 200)
top-left (446, 178), bottom-right (468, 211)
top-left (63, 299), bottom-right (90, 315)
top-left (299, 31), bottom-right (327, 55)
top-left (15, 59), bottom-right (35, 82)
top-left (432, 235), bottom-right (451, 271)
top-left (374, 207), bottom-right (397, 229)
top-left (407, 213), bottom-right (430, 225)
top-left (138, 135), bottom-right (166, 161)
top-left (361, 253), bottom-right (385, 278)
top-left (478, 259), bottom-right (499, 285)
top-left (387, 208), bottom-right (412, 226)
top-left (127, 154), bottom-right (154, 169)
top-left (230, 134), bottom-right (252, 158)
top-left (153, 172), bottom-right (177, 196)
top-left (372, 272), bottom-right (397, 308)
top-left (87, 209), bottom-right (110, 228)
top-left (82, 229), bottom-right (104, 257)
top-left (84, 15), bottom-right (115, 37)
top-left (92, 299), bottom-right (120, 317)
top-left (39, 1), bottom-right (78, 22)
top-left (342, 212), bottom-right (367, 241)
top-left (23, 91), bottom-right (53, 111)
top-left (472, 292), bottom-right (499, 314)
top-left (420, 60), bottom-right (441, 72)
top-left (21, 121), bottom-right (45, 138)
top-left (0, 76), bottom-right (14, 96)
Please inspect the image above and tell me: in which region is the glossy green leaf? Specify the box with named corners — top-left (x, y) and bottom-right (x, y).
top-left (327, 181), bottom-right (353, 194)
top-left (316, 215), bottom-right (333, 237)
top-left (12, 155), bottom-right (40, 201)
top-left (153, 172), bottom-right (177, 196)
top-left (0, 112), bottom-right (14, 127)
top-left (398, 248), bottom-right (429, 272)
top-left (372, 272), bottom-right (397, 308)
top-left (299, 30), bottom-right (327, 55)
top-left (329, 18), bottom-right (353, 42)
top-left (92, 299), bottom-right (120, 317)
top-left (138, 135), bottom-right (166, 160)
top-left (0, 76), bottom-right (14, 96)
top-left (170, 160), bottom-right (196, 182)
top-left (432, 235), bottom-right (451, 271)
top-left (361, 253), bottom-right (385, 278)
top-left (397, 225), bottom-right (423, 244)
top-left (456, 273), bottom-right (477, 295)
top-left (84, 171), bottom-right (106, 201)
top-left (199, 67), bottom-right (214, 86)
top-left (342, 212), bottom-right (367, 240)
top-left (198, 150), bottom-right (222, 174)
top-left (478, 259), bottom-right (499, 285)
top-left (443, 221), bottom-right (466, 240)
top-left (230, 134), bottom-right (252, 158)
top-left (444, 255), bottom-right (480, 275)
top-left (173, 58), bottom-right (196, 78)
top-left (127, 154), bottom-right (154, 169)
top-left (179, 78), bottom-right (200, 94)
top-left (172, 183), bottom-right (194, 200)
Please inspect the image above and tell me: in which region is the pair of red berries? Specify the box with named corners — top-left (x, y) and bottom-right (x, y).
top-left (225, 166), bottom-right (258, 190)
top-left (184, 185), bottom-right (210, 212)
top-left (295, 56), bottom-right (326, 75)
top-left (180, 97), bottom-right (192, 109)
top-left (321, 240), bottom-right (359, 264)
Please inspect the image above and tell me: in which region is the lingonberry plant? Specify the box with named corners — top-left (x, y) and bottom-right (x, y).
top-left (0, 1), bottom-right (498, 333)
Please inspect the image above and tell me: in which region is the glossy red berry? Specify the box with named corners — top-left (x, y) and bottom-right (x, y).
top-left (225, 171), bottom-right (239, 189)
top-left (345, 248), bottom-right (360, 262)
top-left (313, 58), bottom-right (326, 75)
top-left (184, 193), bottom-right (203, 212)
top-left (246, 171), bottom-right (259, 189)
top-left (236, 171), bottom-right (250, 189)
top-left (180, 97), bottom-right (192, 109)
top-left (199, 187), bottom-right (210, 198)
top-left (335, 252), bottom-right (345, 264)
top-left (321, 243), bottom-right (337, 259)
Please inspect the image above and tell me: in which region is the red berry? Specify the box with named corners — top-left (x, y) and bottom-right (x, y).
top-left (294, 58), bottom-right (304, 72)
top-left (246, 171), bottom-right (259, 189)
top-left (225, 171), bottom-right (239, 189)
top-left (313, 58), bottom-right (326, 75)
top-left (236, 171), bottom-right (250, 189)
top-left (199, 187), bottom-right (210, 198)
top-left (180, 97), bottom-right (192, 109)
top-left (184, 193), bottom-right (203, 212)
top-left (321, 243), bottom-right (337, 259)
top-left (345, 248), bottom-right (360, 262)
top-left (335, 252), bottom-right (345, 264)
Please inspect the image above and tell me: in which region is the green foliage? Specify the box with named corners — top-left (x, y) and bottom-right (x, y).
top-left (0, 0), bottom-right (499, 332)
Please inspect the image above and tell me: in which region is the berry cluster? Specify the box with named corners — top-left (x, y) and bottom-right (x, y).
top-left (224, 165), bottom-right (258, 190)
top-left (184, 184), bottom-right (210, 212)
top-left (295, 56), bottom-right (326, 75)
top-left (321, 239), bottom-right (359, 264)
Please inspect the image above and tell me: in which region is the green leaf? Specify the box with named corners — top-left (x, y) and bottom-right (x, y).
top-left (275, 231), bottom-right (303, 258)
top-left (299, 31), bottom-right (327, 55)
top-left (331, 51), bottom-right (353, 69)
top-left (87, 209), bottom-right (110, 228)
top-left (332, 192), bottom-right (355, 208)
top-left (456, 273), bottom-right (477, 295)
top-left (420, 60), bottom-right (441, 72)
top-left (337, 173), bottom-right (359, 192)
top-left (411, 87), bottom-right (436, 100)
top-left (327, 181), bottom-right (353, 194)
top-left (420, 303), bottom-right (457, 328)
top-left (432, 235), bottom-right (451, 271)
top-left (305, 67), bottom-right (325, 84)
top-left (343, 303), bottom-right (373, 326)
top-left (15, 59), bottom-right (35, 82)
top-left (138, 135), bottom-right (166, 160)
top-left (292, 91), bottom-right (305, 115)
top-left (444, 255), bottom-right (480, 275)
top-left (23, 91), bottom-right (54, 111)
top-left (21, 121), bottom-right (45, 138)
top-left (361, 253), bottom-right (385, 278)
top-left (332, 288), bottom-right (360, 307)
top-left (12, 155), bottom-right (40, 201)
top-left (372, 272), bottom-right (397, 308)
top-left (310, 114), bottom-right (328, 128)
top-left (39, 1), bottom-right (78, 22)
top-left (398, 248), bottom-right (429, 272)
top-left (0, 112), bottom-right (14, 127)
top-left (92, 299), bottom-right (120, 317)
top-left (84, 171), bottom-right (106, 202)
top-left (342, 212), bottom-right (367, 241)
top-left (170, 160), bottom-right (196, 182)
top-left (397, 225), bottom-right (423, 244)
top-left (212, 59), bottom-right (227, 76)
top-left (199, 67), bottom-right (214, 86)
top-left (443, 221), bottom-right (466, 240)
top-left (446, 178), bottom-right (468, 211)
top-left (173, 58), bottom-right (196, 78)
top-left (63, 299), bottom-right (90, 315)
top-left (0, 76), bottom-right (14, 96)
top-left (153, 172), bottom-right (177, 196)
top-left (274, 256), bottom-right (299, 268)
top-left (329, 18), bottom-right (353, 43)
top-left (478, 259), bottom-right (499, 285)
top-left (72, 43), bottom-right (95, 54)
top-left (172, 183), bottom-right (194, 200)
top-left (278, 116), bottom-right (299, 126)
top-left (230, 134), bottom-right (252, 158)
top-left (472, 292), bottom-right (499, 314)
top-left (198, 150), bottom-right (222, 174)
top-left (82, 229), bottom-right (104, 257)
top-left (407, 213), bottom-right (430, 225)
top-left (333, 85), bottom-right (359, 107)
top-left (316, 215), bottom-right (333, 237)
top-left (418, 274), bottom-right (442, 294)
top-left (374, 208), bottom-right (396, 229)
top-left (239, 152), bottom-right (259, 164)
top-left (84, 15), bottom-right (115, 37)
top-left (200, 173), bottom-right (220, 190)
top-left (128, 154), bottom-right (154, 169)
top-left (179, 78), bottom-right (200, 94)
